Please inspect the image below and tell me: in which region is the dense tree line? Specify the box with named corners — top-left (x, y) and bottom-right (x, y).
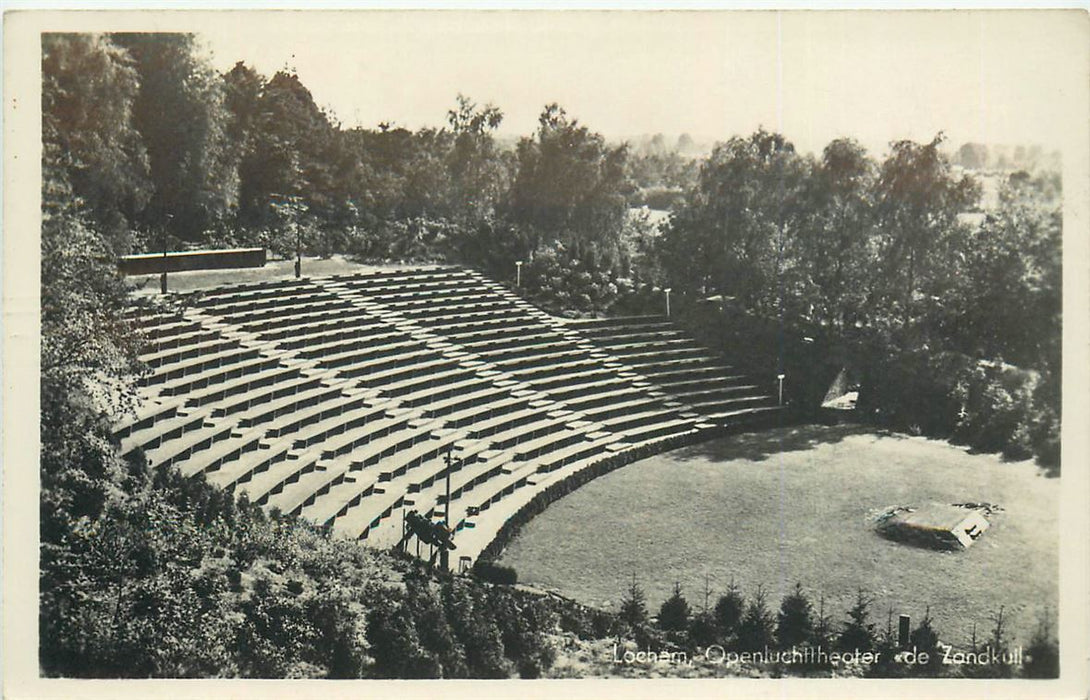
top-left (45, 35), bottom-right (1061, 428)
top-left (655, 131), bottom-right (1061, 471)
top-left (41, 32), bottom-right (663, 319)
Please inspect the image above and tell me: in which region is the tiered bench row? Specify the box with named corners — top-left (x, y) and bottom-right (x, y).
top-left (114, 267), bottom-right (781, 565)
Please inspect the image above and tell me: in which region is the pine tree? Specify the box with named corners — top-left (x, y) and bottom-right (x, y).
top-left (808, 594), bottom-right (835, 670)
top-left (736, 585), bottom-right (776, 652)
top-left (688, 612), bottom-right (719, 648)
top-left (867, 606), bottom-right (904, 678)
top-left (1023, 607), bottom-right (1059, 679)
top-left (775, 582), bottom-right (814, 649)
top-left (714, 578), bottom-right (745, 641)
top-left (908, 606), bottom-right (943, 677)
top-left (618, 575), bottom-right (649, 628)
top-left (960, 620), bottom-right (995, 679)
top-left (657, 582), bottom-right (691, 632)
top-left (837, 589), bottom-right (876, 653)
top-left (688, 574), bottom-right (718, 647)
top-left (981, 607), bottom-right (1012, 679)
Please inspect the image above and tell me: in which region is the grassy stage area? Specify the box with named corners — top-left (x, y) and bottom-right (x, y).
top-left (498, 424), bottom-right (1059, 649)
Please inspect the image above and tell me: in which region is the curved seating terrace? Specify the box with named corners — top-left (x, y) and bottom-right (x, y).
top-left (116, 265), bottom-right (782, 566)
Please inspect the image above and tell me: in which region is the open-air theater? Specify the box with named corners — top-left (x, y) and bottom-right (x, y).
top-left (116, 255), bottom-right (783, 570)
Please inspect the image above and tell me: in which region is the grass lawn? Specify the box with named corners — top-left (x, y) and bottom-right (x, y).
top-left (498, 423), bottom-right (1059, 650)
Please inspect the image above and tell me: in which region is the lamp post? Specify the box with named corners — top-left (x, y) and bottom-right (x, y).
top-left (664, 287), bottom-right (672, 317)
top-left (777, 373), bottom-right (786, 406)
top-left (159, 213), bottom-right (173, 295)
top-left (271, 193), bottom-right (304, 278)
top-left (160, 237), bottom-right (168, 295)
top-left (293, 201), bottom-right (303, 279)
top-left (515, 260), bottom-right (523, 287)
top-left (441, 446), bottom-right (463, 571)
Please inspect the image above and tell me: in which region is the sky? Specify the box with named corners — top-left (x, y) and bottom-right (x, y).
top-left (183, 11), bottom-right (1085, 157)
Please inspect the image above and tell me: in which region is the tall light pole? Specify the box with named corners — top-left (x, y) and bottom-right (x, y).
top-left (441, 446), bottom-right (462, 571)
top-left (293, 200), bottom-right (303, 279)
top-left (159, 213), bottom-right (173, 295)
top-left (515, 260), bottom-right (523, 287)
top-left (777, 373), bottom-right (786, 406)
top-left (160, 231), bottom-right (168, 295)
top-left (272, 193), bottom-right (304, 278)
top-left (664, 287), bottom-right (672, 317)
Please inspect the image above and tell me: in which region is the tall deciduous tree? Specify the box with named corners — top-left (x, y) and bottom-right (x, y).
top-left (660, 129), bottom-right (811, 315)
top-left (506, 103), bottom-right (632, 270)
top-left (111, 33), bottom-right (238, 243)
top-left (42, 33), bottom-right (151, 249)
top-left (795, 138), bottom-right (877, 329)
top-left (232, 70), bottom-right (337, 229)
top-left (40, 64), bottom-right (149, 672)
top-left (945, 174), bottom-right (1061, 367)
top-left (40, 117), bottom-right (145, 546)
top-left (872, 133), bottom-right (979, 328)
top-left (222, 61), bottom-right (266, 231)
top-left (446, 93), bottom-right (506, 225)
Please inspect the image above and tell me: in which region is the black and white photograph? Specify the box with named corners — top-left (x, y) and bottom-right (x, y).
top-left (3, 7), bottom-right (1089, 698)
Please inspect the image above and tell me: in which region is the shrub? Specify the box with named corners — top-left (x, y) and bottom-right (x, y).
top-left (441, 581), bottom-right (510, 678)
top-left (405, 580), bottom-right (468, 678)
top-left (471, 560), bottom-right (517, 585)
top-left (688, 612), bottom-right (719, 647)
top-left (308, 594), bottom-right (368, 678)
top-left (591, 609), bottom-right (622, 639)
top-left (951, 362), bottom-right (1037, 459)
top-left (488, 590), bottom-right (557, 679)
top-left (1029, 372), bottom-right (1061, 474)
top-left (857, 349), bottom-right (963, 438)
top-left (366, 599), bottom-right (441, 679)
top-left (859, 348), bottom-right (1058, 468)
top-left (521, 241), bottom-right (625, 316)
